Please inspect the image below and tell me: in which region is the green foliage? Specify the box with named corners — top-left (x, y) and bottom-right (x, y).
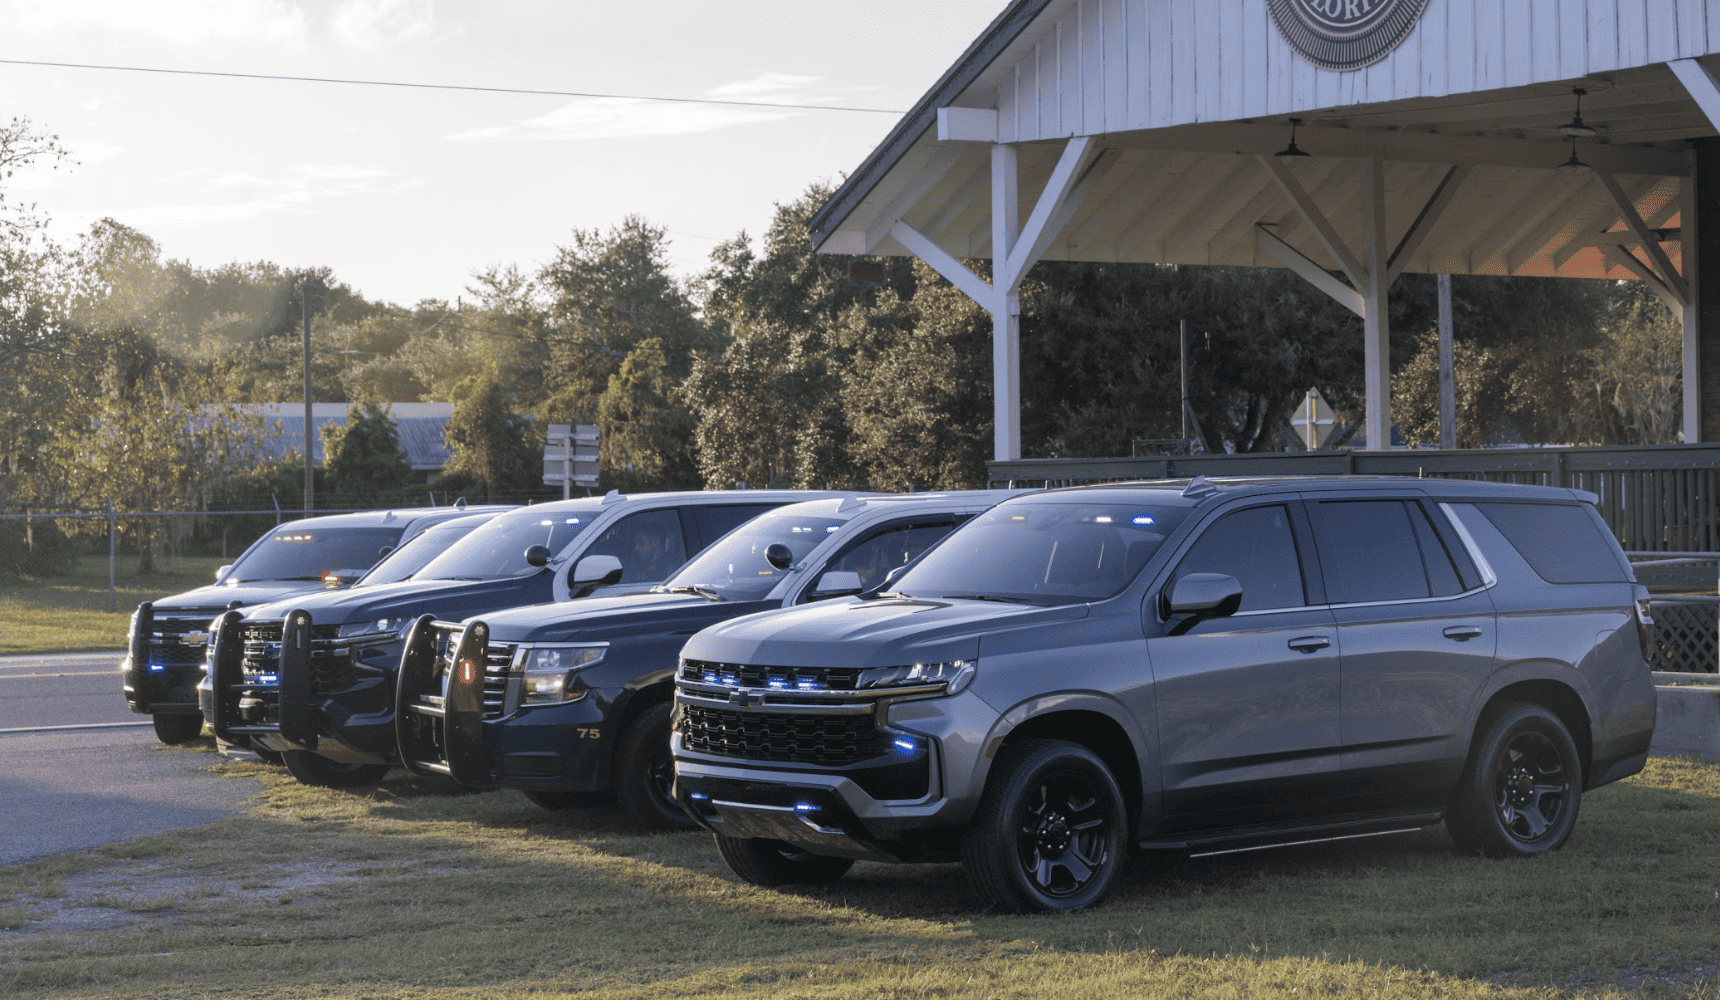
top-left (597, 339), bottom-right (698, 491)
top-left (322, 402), bottom-right (416, 503)
top-left (443, 366), bottom-right (539, 502)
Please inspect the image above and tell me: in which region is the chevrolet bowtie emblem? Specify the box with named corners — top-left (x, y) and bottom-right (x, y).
top-left (728, 689), bottom-right (755, 707)
top-left (181, 631), bottom-right (211, 647)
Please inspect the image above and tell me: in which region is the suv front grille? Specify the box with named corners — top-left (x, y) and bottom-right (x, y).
top-left (679, 703), bottom-right (891, 766)
top-left (147, 613), bottom-right (224, 667)
top-left (433, 630), bottom-right (516, 719)
top-left (237, 621), bottom-right (350, 687)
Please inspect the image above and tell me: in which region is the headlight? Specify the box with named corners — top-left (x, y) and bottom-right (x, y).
top-left (336, 617), bottom-right (414, 640)
top-left (519, 644), bottom-right (607, 705)
top-left (855, 659), bottom-right (976, 695)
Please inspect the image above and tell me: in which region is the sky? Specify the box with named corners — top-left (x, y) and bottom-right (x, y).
top-left (0, 0), bottom-right (1009, 306)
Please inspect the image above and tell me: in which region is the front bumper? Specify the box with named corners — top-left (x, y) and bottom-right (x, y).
top-left (122, 603), bottom-right (217, 716)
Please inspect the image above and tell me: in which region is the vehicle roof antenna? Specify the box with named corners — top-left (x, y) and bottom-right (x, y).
top-left (455, 497), bottom-right (467, 510)
top-left (1182, 475), bottom-right (1217, 498)
top-left (601, 489), bottom-right (623, 505)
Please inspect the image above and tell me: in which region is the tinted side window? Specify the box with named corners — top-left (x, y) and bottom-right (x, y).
top-left (1408, 503), bottom-right (1467, 596)
top-left (1474, 502), bottom-right (1628, 583)
top-left (1312, 500), bottom-right (1430, 604)
top-left (580, 508), bottom-right (690, 584)
top-left (1172, 504), bottom-right (1306, 612)
top-left (826, 521), bottom-right (955, 592)
top-left (693, 504), bottom-right (781, 549)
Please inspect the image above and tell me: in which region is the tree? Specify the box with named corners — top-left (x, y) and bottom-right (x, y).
top-left (323, 402), bottom-right (416, 503)
top-left (442, 366), bottom-right (539, 502)
top-left (1390, 331), bottom-right (1508, 448)
top-left (0, 116), bottom-right (70, 242)
top-left (1593, 282), bottom-right (1682, 443)
top-left (597, 339), bottom-right (699, 491)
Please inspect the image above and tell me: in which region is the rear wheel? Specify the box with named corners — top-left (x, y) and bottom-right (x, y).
top-left (151, 713), bottom-right (204, 745)
top-left (960, 739), bottom-right (1127, 913)
top-left (614, 703), bottom-right (696, 830)
top-left (714, 834), bottom-right (854, 886)
top-left (1447, 703), bottom-right (1582, 857)
top-left (283, 750), bottom-right (390, 789)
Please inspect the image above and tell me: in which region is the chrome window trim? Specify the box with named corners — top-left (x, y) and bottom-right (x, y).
top-left (1438, 501), bottom-right (1499, 588)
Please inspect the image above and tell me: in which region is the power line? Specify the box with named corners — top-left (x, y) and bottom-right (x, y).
top-left (0, 57), bottom-right (907, 115)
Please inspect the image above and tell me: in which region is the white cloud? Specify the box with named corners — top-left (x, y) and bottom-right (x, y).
top-left (113, 161), bottom-right (414, 228)
top-left (330, 0), bottom-right (435, 49)
top-left (447, 96), bottom-right (794, 144)
top-left (706, 73), bottom-right (824, 101)
top-left (7, 0), bottom-right (307, 45)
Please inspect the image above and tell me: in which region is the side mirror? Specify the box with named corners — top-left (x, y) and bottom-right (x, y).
top-left (570, 554), bottom-right (625, 597)
top-left (1164, 573), bottom-right (1243, 620)
top-left (524, 544), bottom-right (553, 567)
top-left (764, 543), bottom-right (794, 570)
top-left (377, 545), bottom-right (394, 559)
top-left (215, 564), bottom-right (233, 581)
top-left (809, 570), bottom-right (863, 600)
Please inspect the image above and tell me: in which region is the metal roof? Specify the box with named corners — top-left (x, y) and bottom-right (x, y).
top-left (237, 403), bottom-right (452, 471)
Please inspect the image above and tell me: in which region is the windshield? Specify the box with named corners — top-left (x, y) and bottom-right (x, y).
top-left (891, 502), bottom-right (1189, 605)
top-left (354, 518), bottom-right (489, 587)
top-left (225, 526), bottom-right (404, 584)
top-left (413, 507), bottom-right (592, 581)
top-left (660, 512), bottom-right (848, 601)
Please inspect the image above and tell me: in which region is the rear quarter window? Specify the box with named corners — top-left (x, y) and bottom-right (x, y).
top-left (1473, 502), bottom-right (1628, 584)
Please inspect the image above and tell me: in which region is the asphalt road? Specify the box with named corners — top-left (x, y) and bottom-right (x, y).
top-left (0, 652), bottom-right (262, 868)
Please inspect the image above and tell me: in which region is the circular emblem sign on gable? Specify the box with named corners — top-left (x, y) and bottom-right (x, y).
top-left (1267, 0), bottom-right (1431, 72)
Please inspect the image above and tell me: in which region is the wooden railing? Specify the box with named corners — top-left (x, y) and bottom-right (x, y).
top-left (988, 443), bottom-right (1720, 553)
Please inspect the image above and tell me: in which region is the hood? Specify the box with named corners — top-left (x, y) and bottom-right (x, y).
top-left (479, 592), bottom-right (775, 644)
top-left (683, 597), bottom-right (1090, 670)
top-left (241, 574), bottom-right (545, 625)
top-left (148, 580), bottom-right (334, 614)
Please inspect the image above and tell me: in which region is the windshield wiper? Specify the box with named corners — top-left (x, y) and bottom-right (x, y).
top-left (662, 585), bottom-right (724, 602)
top-left (940, 593), bottom-right (1032, 604)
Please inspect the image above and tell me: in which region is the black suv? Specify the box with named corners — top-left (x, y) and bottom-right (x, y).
top-left (395, 490), bottom-right (1021, 829)
top-left (672, 477), bottom-right (1658, 912)
top-left (123, 504), bottom-right (510, 745)
top-left (204, 490), bottom-right (841, 787)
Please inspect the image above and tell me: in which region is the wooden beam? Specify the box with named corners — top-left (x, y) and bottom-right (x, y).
top-left (1105, 123), bottom-right (1690, 177)
top-left (1003, 135), bottom-right (1098, 290)
top-left (1259, 154), bottom-right (1368, 293)
top-left (1594, 170), bottom-right (1690, 306)
top-left (889, 221), bottom-right (993, 305)
top-left (1361, 153), bottom-right (1391, 452)
top-left (1254, 226), bottom-right (1364, 317)
top-left (1602, 244), bottom-right (1685, 313)
top-left (1669, 59), bottom-right (1720, 135)
top-left (937, 107), bottom-right (998, 143)
top-left (1041, 148), bottom-right (1123, 258)
top-left (1386, 164), bottom-right (1469, 284)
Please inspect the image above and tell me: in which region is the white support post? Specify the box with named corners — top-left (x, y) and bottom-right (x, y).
top-left (1670, 59), bottom-right (1720, 133)
top-left (992, 142), bottom-right (1021, 462)
top-left (1361, 153), bottom-right (1392, 451)
top-left (1683, 166), bottom-right (1701, 443)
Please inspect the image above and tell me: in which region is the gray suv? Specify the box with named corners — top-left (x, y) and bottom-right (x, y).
top-left (671, 477), bottom-right (1658, 912)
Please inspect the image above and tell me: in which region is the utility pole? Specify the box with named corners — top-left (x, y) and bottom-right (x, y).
top-left (302, 277), bottom-right (314, 515)
top-left (1179, 319), bottom-right (1189, 449)
top-left (1438, 274), bottom-right (1456, 450)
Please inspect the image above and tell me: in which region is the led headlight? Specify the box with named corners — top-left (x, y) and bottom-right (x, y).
top-left (855, 659), bottom-right (976, 695)
top-left (336, 617), bottom-right (414, 641)
top-left (519, 644), bottom-right (607, 705)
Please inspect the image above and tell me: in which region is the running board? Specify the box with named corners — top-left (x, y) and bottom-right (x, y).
top-left (1189, 826), bottom-right (1423, 859)
top-left (1138, 810), bottom-right (1442, 856)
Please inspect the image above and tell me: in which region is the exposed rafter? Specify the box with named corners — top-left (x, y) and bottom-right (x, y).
top-left (1594, 170), bottom-right (1690, 306)
top-left (1259, 155), bottom-right (1368, 292)
top-left (1254, 225), bottom-right (1363, 317)
top-left (1386, 164), bottom-right (1469, 284)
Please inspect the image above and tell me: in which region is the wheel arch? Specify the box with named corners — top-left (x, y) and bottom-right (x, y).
top-left (1470, 679), bottom-right (1594, 787)
top-left (992, 708), bottom-right (1144, 835)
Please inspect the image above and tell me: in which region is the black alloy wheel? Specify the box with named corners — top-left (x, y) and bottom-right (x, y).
top-left (962, 739), bottom-right (1127, 913)
top-left (614, 703), bottom-right (697, 831)
top-left (1448, 703), bottom-right (1582, 857)
top-left (282, 750), bottom-right (390, 789)
top-left (151, 713), bottom-right (204, 745)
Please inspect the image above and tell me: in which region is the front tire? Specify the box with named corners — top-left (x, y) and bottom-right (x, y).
top-left (614, 703), bottom-right (696, 830)
top-left (1447, 703), bottom-right (1582, 858)
top-left (961, 739), bottom-right (1127, 913)
top-left (283, 750), bottom-right (390, 788)
top-left (151, 713), bottom-right (204, 745)
top-left (714, 834), bottom-right (854, 886)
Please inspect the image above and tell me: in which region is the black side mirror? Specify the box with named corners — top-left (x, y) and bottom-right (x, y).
top-left (764, 543), bottom-right (794, 570)
top-left (377, 545), bottom-right (394, 559)
top-left (524, 544), bottom-right (553, 567)
top-left (1163, 573), bottom-right (1243, 633)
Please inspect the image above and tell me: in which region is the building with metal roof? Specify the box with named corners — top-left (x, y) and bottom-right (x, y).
top-left (810, 0), bottom-right (1720, 457)
top-left (237, 403), bottom-right (453, 479)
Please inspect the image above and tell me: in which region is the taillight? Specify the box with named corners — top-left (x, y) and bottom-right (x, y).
top-left (1634, 591), bottom-right (1656, 663)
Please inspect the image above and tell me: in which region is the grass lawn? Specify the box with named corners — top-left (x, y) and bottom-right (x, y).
top-left (0, 753), bottom-right (1714, 1000)
top-left (0, 554), bottom-right (228, 655)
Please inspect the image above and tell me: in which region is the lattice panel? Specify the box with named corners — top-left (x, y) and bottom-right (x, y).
top-left (1648, 600), bottom-right (1719, 674)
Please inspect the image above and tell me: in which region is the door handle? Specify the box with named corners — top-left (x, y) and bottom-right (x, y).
top-left (1443, 625), bottom-right (1484, 641)
top-left (1287, 635), bottom-right (1331, 653)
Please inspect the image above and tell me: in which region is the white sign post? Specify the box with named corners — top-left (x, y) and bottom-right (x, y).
top-left (543, 424), bottom-right (600, 499)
